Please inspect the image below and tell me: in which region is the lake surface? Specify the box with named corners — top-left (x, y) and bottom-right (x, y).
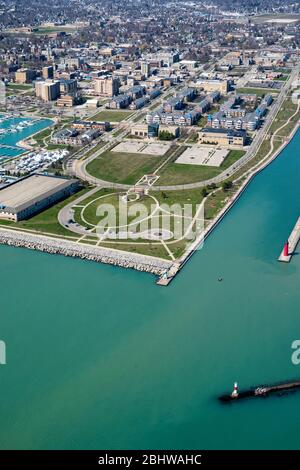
top-left (0, 129), bottom-right (299, 450)
top-left (0, 115), bottom-right (52, 159)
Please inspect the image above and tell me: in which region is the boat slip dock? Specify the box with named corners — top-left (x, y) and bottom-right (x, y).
top-left (278, 217), bottom-right (300, 263)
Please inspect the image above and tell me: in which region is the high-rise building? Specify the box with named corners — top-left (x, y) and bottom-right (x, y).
top-left (141, 61), bottom-right (150, 78)
top-left (59, 79), bottom-right (77, 96)
top-left (42, 66), bottom-right (54, 80)
top-left (94, 76), bottom-right (119, 97)
top-left (15, 68), bottom-right (36, 84)
top-left (35, 80), bottom-right (60, 101)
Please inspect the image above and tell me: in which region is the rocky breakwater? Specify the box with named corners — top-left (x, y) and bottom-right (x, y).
top-left (0, 228), bottom-right (173, 276)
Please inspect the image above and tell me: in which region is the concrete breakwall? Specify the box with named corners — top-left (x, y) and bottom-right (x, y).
top-left (0, 228), bottom-right (172, 276)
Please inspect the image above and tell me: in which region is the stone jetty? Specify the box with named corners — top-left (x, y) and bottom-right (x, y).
top-left (0, 228), bottom-right (173, 276)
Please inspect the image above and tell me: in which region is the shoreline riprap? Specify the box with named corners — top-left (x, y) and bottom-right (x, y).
top-left (0, 227), bottom-right (172, 276)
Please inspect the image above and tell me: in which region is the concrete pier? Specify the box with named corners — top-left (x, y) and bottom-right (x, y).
top-left (156, 263), bottom-right (181, 286)
top-left (278, 217), bottom-right (300, 263)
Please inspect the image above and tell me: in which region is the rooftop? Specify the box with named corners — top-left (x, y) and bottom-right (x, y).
top-left (200, 127), bottom-right (246, 137)
top-left (0, 174), bottom-right (77, 212)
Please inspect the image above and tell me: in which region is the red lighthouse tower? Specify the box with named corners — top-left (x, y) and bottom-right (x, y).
top-left (283, 241), bottom-right (289, 257)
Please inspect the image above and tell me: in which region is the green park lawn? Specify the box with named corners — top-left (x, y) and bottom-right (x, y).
top-left (98, 240), bottom-right (172, 259)
top-left (78, 192), bottom-right (155, 228)
top-left (86, 147), bottom-right (174, 185)
top-left (204, 187), bottom-right (235, 220)
top-left (269, 98), bottom-right (300, 134)
top-left (7, 83), bottom-right (32, 91)
top-left (88, 110), bottom-right (134, 122)
top-left (152, 189), bottom-right (204, 216)
top-left (236, 87), bottom-right (279, 97)
top-left (32, 127), bottom-right (53, 144)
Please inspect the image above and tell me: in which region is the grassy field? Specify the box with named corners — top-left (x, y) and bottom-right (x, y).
top-left (269, 98), bottom-right (299, 134)
top-left (156, 149), bottom-right (245, 185)
top-left (152, 188), bottom-right (204, 215)
top-left (7, 83), bottom-right (32, 91)
top-left (275, 76), bottom-right (289, 82)
top-left (79, 192), bottom-right (155, 227)
top-left (204, 187), bottom-right (235, 220)
top-left (34, 25), bottom-right (82, 35)
top-left (112, 128), bottom-right (125, 137)
top-left (196, 116), bottom-right (208, 128)
top-left (98, 241), bottom-right (172, 259)
top-left (185, 131), bottom-right (198, 143)
top-left (88, 110), bottom-right (134, 122)
top-left (132, 112), bottom-right (146, 123)
top-left (236, 87), bottom-right (279, 97)
top-left (99, 238), bottom-right (192, 260)
top-left (86, 146), bottom-right (176, 185)
top-left (46, 143), bottom-right (69, 151)
top-left (80, 141), bottom-right (106, 160)
top-left (32, 127), bottom-right (53, 144)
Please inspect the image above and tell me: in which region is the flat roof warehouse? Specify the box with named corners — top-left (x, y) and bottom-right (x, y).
top-left (0, 174), bottom-right (79, 221)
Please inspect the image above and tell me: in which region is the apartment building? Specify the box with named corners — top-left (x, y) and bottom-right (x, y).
top-left (141, 61), bottom-right (150, 78)
top-left (146, 108), bottom-right (201, 126)
top-left (108, 94), bottom-right (131, 109)
top-left (59, 79), bottom-right (77, 96)
top-left (207, 94), bottom-right (273, 132)
top-left (42, 66), bottom-right (54, 80)
top-left (35, 80), bottom-right (60, 101)
top-left (129, 96), bottom-right (149, 110)
top-left (15, 68), bottom-right (36, 84)
top-left (94, 76), bottom-right (120, 97)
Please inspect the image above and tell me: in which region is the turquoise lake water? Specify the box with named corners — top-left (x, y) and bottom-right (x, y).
top-left (0, 129), bottom-right (299, 450)
top-left (0, 115), bottom-right (52, 159)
